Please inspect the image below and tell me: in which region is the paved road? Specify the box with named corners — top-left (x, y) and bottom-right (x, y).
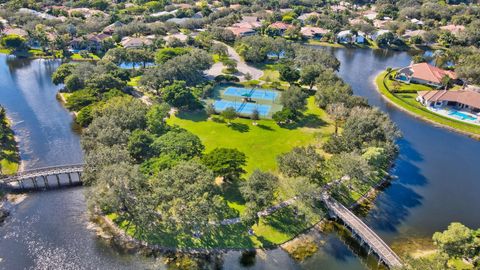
top-left (205, 42), bottom-right (263, 82)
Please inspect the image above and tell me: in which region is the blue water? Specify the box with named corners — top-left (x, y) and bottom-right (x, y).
top-left (396, 74), bottom-right (409, 82)
top-left (213, 100), bottom-right (271, 116)
top-left (224, 87), bottom-right (278, 101)
top-left (118, 62), bottom-right (155, 69)
top-left (448, 110), bottom-right (477, 121)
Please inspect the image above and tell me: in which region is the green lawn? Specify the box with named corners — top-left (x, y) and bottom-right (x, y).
top-left (0, 119), bottom-right (19, 175)
top-left (127, 76), bottom-right (141, 87)
top-left (168, 96), bottom-right (333, 176)
top-left (376, 71), bottom-right (480, 137)
top-left (71, 53), bottom-right (100, 60)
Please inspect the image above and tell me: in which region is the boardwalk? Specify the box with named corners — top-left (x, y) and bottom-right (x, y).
top-left (0, 164), bottom-right (84, 190)
top-left (322, 194), bottom-right (403, 269)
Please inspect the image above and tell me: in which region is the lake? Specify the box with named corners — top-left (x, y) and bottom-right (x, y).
top-left (0, 47), bottom-right (479, 269)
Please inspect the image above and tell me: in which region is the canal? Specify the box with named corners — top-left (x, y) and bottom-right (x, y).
top-left (0, 47), bottom-right (479, 269)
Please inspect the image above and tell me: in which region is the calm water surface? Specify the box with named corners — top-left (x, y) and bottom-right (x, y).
top-left (0, 47), bottom-right (479, 269)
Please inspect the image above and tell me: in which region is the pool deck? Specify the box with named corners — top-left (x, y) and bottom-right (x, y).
top-left (427, 107), bottom-right (480, 126)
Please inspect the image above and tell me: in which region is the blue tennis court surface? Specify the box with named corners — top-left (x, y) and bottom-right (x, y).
top-left (223, 87), bottom-right (278, 101)
top-left (214, 100), bottom-right (271, 116)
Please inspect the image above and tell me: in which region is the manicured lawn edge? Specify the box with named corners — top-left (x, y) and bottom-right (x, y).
top-left (374, 71), bottom-right (480, 140)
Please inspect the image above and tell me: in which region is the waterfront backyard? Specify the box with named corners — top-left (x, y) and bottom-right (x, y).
top-left (376, 71), bottom-right (480, 137)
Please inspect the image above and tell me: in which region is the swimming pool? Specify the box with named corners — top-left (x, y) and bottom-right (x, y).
top-left (213, 100), bottom-right (271, 116)
top-left (448, 110), bottom-right (477, 121)
top-left (396, 74), bottom-right (409, 82)
top-left (223, 87), bottom-right (279, 101)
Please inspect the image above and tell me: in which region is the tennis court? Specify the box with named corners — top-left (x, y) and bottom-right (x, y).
top-left (214, 100), bottom-right (271, 116)
top-left (223, 87), bottom-right (279, 101)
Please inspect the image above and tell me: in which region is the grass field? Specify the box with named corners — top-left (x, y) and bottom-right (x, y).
top-left (376, 71), bottom-right (480, 137)
top-left (168, 96), bottom-right (333, 175)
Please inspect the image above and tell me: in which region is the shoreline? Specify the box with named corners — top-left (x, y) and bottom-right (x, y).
top-left (92, 173), bottom-right (396, 259)
top-left (373, 72), bottom-right (480, 141)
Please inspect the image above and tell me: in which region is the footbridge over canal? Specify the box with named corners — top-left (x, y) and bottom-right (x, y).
top-left (322, 193), bottom-right (403, 269)
top-left (0, 164), bottom-right (84, 191)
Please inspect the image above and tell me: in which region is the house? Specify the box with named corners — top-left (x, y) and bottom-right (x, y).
top-left (297, 12), bottom-right (320, 22)
top-left (120, 37), bottom-right (153, 49)
top-left (370, 29), bottom-right (390, 41)
top-left (417, 90), bottom-right (480, 113)
top-left (103, 21), bottom-right (125, 34)
top-left (2, 27), bottom-right (28, 37)
top-left (227, 27), bottom-right (256, 37)
top-left (70, 33), bottom-right (111, 51)
top-left (269, 22), bottom-right (292, 31)
top-left (163, 33), bottom-right (188, 42)
top-left (19, 8), bottom-right (58, 20)
top-left (397, 63), bottom-right (457, 88)
top-left (402, 30), bottom-right (426, 39)
top-left (337, 30), bottom-right (365, 44)
top-left (300, 26), bottom-right (329, 39)
top-left (440, 25), bottom-right (465, 36)
top-left (235, 16), bottom-right (261, 29)
top-left (410, 18), bottom-right (424, 26)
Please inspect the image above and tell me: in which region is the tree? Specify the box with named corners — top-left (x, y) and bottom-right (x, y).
top-left (300, 65), bottom-right (322, 90)
top-left (127, 130), bottom-right (154, 162)
top-left (202, 148), bottom-right (246, 181)
top-left (161, 81), bottom-right (199, 110)
top-left (150, 161), bottom-right (230, 233)
top-left (146, 103), bottom-right (170, 135)
top-left (155, 47), bottom-right (189, 64)
top-left (456, 54), bottom-right (480, 85)
top-left (251, 109), bottom-right (259, 124)
top-left (65, 89), bottom-right (98, 111)
top-left (279, 64), bottom-right (300, 84)
top-left (205, 103), bottom-right (216, 116)
top-left (223, 58), bottom-right (238, 73)
top-left (272, 108), bottom-right (297, 124)
top-left (277, 146), bottom-right (324, 181)
top-left (152, 129), bottom-right (204, 160)
top-left (433, 222), bottom-right (479, 259)
top-left (52, 64), bottom-right (75, 85)
top-left (64, 74), bottom-right (84, 92)
top-left (82, 144), bottom-right (133, 185)
top-left (327, 103), bottom-right (348, 135)
top-left (240, 170), bottom-right (277, 226)
top-left (1, 35), bottom-right (25, 50)
top-left (221, 107), bottom-right (237, 124)
top-left (280, 86), bottom-right (308, 112)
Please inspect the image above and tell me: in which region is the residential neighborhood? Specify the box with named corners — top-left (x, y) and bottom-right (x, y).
top-left (0, 1), bottom-right (480, 270)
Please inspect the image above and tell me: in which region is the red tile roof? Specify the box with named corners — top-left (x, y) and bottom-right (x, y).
top-left (411, 63), bottom-right (457, 84)
top-left (269, 22), bottom-right (292, 30)
top-left (418, 90), bottom-right (480, 109)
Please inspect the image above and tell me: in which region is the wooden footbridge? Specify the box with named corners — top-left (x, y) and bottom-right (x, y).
top-left (0, 164), bottom-right (84, 191)
top-left (322, 193), bottom-right (403, 269)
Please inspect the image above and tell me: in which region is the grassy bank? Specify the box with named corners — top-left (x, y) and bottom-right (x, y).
top-left (375, 71), bottom-right (480, 138)
top-left (0, 118), bottom-right (19, 175)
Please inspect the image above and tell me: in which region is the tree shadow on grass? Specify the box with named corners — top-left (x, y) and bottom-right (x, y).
top-left (256, 124), bottom-right (274, 131)
top-left (229, 122), bottom-right (250, 133)
top-left (223, 180), bottom-right (246, 206)
top-left (262, 207), bottom-right (307, 237)
top-left (176, 110), bottom-right (208, 122)
top-left (280, 113), bottom-right (328, 130)
top-left (211, 116), bottom-right (225, 123)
